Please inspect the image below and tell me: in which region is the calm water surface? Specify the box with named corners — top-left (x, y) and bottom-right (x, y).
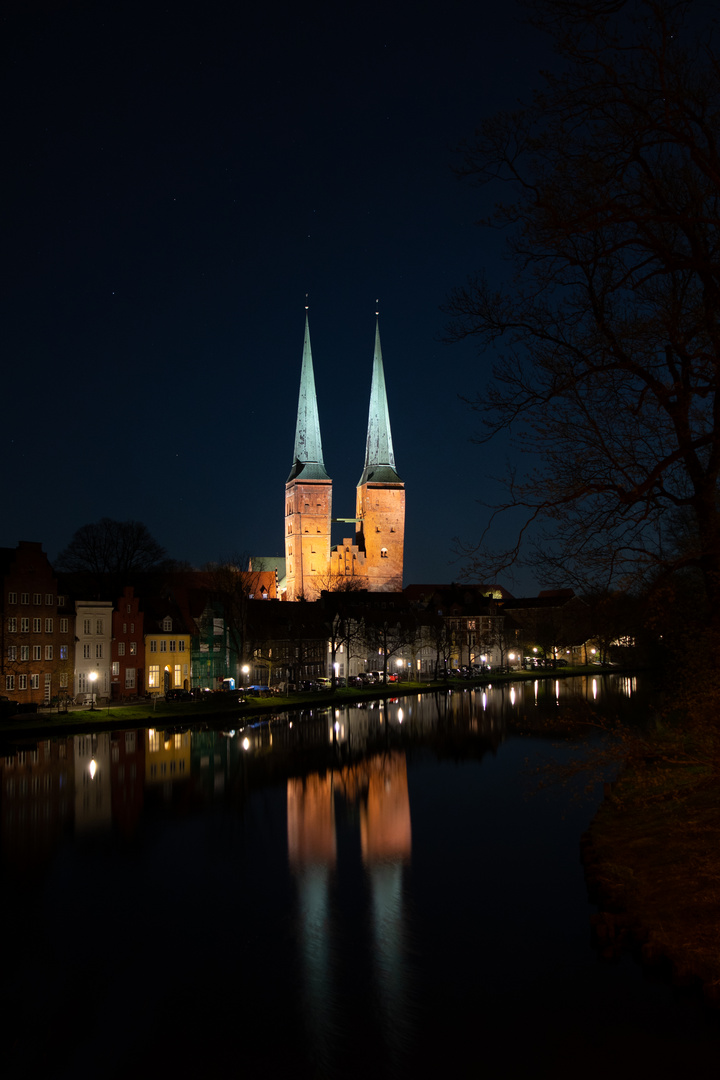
top-left (2, 675), bottom-right (718, 1079)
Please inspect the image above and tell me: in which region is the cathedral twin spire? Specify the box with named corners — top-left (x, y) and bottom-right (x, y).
top-left (288, 313), bottom-right (401, 485)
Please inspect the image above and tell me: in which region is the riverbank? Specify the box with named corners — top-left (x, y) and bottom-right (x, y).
top-left (0, 664), bottom-right (614, 741)
top-left (582, 763), bottom-right (720, 1005)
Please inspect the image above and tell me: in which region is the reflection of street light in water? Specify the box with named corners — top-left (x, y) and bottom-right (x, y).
top-left (88, 671), bottom-right (97, 710)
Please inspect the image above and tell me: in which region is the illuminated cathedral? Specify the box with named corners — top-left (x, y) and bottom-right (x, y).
top-left (283, 312), bottom-right (405, 601)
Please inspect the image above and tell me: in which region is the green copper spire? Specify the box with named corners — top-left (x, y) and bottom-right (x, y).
top-left (287, 313), bottom-right (330, 482)
top-left (359, 318), bottom-right (402, 485)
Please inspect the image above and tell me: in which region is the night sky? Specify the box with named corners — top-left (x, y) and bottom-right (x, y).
top-left (3, 0), bottom-right (545, 593)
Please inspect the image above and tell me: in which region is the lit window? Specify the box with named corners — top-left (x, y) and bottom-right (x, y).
top-left (112, 662), bottom-right (120, 676)
top-left (130, 642), bottom-right (137, 655)
top-left (60, 646), bottom-right (68, 660)
top-left (148, 665), bottom-right (160, 688)
top-left (380, 548), bottom-right (388, 558)
top-left (174, 665), bottom-right (181, 686)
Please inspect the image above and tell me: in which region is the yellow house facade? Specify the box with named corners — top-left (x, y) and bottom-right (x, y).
top-left (144, 613), bottom-right (192, 696)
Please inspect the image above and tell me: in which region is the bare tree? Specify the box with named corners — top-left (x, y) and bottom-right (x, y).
top-left (445, 0), bottom-right (720, 609)
top-left (56, 519), bottom-right (167, 578)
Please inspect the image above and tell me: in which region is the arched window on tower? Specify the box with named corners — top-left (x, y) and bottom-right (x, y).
top-left (380, 548), bottom-right (388, 558)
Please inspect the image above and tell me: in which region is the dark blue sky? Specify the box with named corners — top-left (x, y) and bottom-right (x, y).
top-left (3, 0), bottom-right (545, 593)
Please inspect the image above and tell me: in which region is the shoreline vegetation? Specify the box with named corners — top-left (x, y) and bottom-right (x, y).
top-left (582, 766), bottom-right (720, 1008)
top-left (4, 664), bottom-right (717, 1009)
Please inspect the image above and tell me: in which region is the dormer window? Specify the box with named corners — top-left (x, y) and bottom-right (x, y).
top-left (162, 617), bottom-right (172, 632)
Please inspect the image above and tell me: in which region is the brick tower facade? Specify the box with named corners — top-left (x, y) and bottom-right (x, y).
top-left (285, 314), bottom-right (332, 601)
top-left (284, 313), bottom-right (404, 598)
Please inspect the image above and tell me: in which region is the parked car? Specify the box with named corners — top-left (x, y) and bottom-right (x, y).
top-left (165, 688), bottom-right (192, 702)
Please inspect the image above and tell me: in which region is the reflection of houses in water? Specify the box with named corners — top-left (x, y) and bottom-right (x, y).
top-left (109, 728), bottom-right (146, 836)
top-left (0, 737), bottom-right (74, 874)
top-left (74, 733), bottom-right (112, 832)
top-left (145, 728), bottom-right (191, 797)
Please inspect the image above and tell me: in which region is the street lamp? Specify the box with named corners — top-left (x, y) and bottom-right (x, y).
top-left (88, 670), bottom-right (97, 710)
top-left (241, 664), bottom-right (250, 686)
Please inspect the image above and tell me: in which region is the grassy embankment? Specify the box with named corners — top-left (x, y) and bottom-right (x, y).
top-left (0, 664), bottom-right (608, 738)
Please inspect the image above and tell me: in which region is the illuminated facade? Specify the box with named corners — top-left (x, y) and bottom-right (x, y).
top-left (285, 314), bottom-right (405, 600)
top-left (143, 608), bottom-right (192, 696)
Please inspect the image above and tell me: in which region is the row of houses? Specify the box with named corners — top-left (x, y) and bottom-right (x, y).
top-left (1, 541), bottom-right (614, 708)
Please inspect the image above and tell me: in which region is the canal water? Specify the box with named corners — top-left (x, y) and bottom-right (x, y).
top-left (1, 675), bottom-right (718, 1078)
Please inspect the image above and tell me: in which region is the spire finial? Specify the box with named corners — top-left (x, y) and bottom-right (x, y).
top-left (305, 292), bottom-right (309, 312)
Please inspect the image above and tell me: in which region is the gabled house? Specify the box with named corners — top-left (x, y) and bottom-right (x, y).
top-left (143, 599), bottom-right (193, 696)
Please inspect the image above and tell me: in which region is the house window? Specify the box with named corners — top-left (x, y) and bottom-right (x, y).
top-left (8, 618), bottom-right (17, 633)
top-left (32, 646), bottom-right (41, 661)
top-left (178, 641), bottom-right (185, 652)
top-left (160, 640), bottom-right (167, 653)
top-left (33, 593), bottom-right (42, 605)
top-left (162, 617), bottom-right (172, 632)
top-left (130, 642), bottom-right (137, 655)
top-left (118, 642), bottom-right (125, 656)
top-left (112, 662), bottom-right (120, 676)
top-left (8, 592), bottom-right (17, 604)
top-left (83, 644), bottom-right (91, 659)
top-left (83, 619), bottom-right (92, 635)
top-left (46, 593), bottom-right (54, 605)
top-left (58, 596), bottom-right (66, 606)
top-left (123, 623), bottom-right (127, 634)
top-left (126, 604), bottom-right (131, 614)
top-left (174, 665), bottom-right (181, 686)
top-left (150, 640), bottom-right (157, 653)
top-left (95, 643), bottom-right (103, 659)
top-left (148, 665), bottom-right (160, 688)
top-left (30, 674), bottom-right (39, 690)
top-left (60, 646), bottom-right (68, 660)
top-left (20, 593), bottom-right (29, 605)
top-left (20, 646), bottom-right (29, 661)
top-left (169, 640), bottom-right (176, 652)
top-left (18, 675), bottom-right (27, 691)
top-left (7, 646), bottom-right (17, 661)
top-left (33, 619), bottom-right (41, 633)
top-left (60, 618), bottom-right (68, 633)
top-left (96, 619), bottom-right (104, 635)
top-left (5, 675), bottom-right (14, 691)
top-left (45, 618), bottom-right (53, 633)
top-left (125, 668), bottom-right (135, 689)
top-left (60, 674), bottom-right (68, 688)
top-left (21, 618), bottom-right (29, 632)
